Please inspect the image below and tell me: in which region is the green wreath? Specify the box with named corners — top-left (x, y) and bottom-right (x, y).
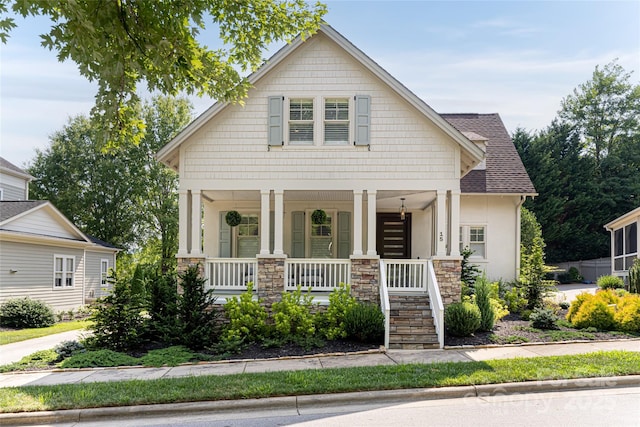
top-left (311, 209), bottom-right (327, 225)
top-left (225, 210), bottom-right (242, 227)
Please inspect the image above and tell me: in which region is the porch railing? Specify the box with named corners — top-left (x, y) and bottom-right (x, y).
top-left (427, 260), bottom-right (445, 349)
top-left (206, 258), bottom-right (257, 291)
top-left (379, 259), bottom-right (391, 349)
top-left (384, 259), bottom-right (427, 292)
top-left (285, 258), bottom-right (351, 291)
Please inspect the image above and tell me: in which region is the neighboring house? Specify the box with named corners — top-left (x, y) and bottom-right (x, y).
top-left (0, 158), bottom-right (118, 312)
top-left (0, 157), bottom-right (33, 201)
top-left (157, 24), bottom-right (535, 348)
top-left (604, 206), bottom-right (639, 282)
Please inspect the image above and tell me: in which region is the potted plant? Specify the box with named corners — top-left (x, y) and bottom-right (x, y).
top-left (225, 210), bottom-right (242, 227)
top-left (311, 209), bottom-right (327, 225)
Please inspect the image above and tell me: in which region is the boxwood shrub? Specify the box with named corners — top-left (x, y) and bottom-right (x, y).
top-left (0, 297), bottom-right (55, 328)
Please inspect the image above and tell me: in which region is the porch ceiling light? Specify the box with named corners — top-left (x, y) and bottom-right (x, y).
top-left (400, 198), bottom-right (406, 221)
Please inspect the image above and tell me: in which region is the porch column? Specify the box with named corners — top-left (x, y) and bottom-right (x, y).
top-left (190, 189), bottom-right (202, 256)
top-left (367, 189), bottom-right (377, 256)
top-left (450, 190), bottom-right (461, 257)
top-left (353, 190), bottom-right (363, 256)
top-left (260, 190), bottom-right (271, 255)
top-left (436, 190), bottom-right (447, 256)
top-left (177, 189), bottom-right (189, 256)
top-left (274, 190), bottom-right (284, 255)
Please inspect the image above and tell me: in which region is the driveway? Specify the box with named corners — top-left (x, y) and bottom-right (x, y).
top-left (553, 282), bottom-right (598, 304)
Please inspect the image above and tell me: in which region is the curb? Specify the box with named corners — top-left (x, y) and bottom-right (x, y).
top-left (2, 375), bottom-right (639, 426)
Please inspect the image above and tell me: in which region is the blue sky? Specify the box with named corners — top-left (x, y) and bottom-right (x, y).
top-left (1, 1), bottom-right (639, 167)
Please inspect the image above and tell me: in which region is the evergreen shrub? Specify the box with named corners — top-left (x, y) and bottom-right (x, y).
top-left (445, 302), bottom-right (481, 337)
top-left (596, 275), bottom-right (625, 290)
top-left (343, 303), bottom-right (385, 343)
top-left (529, 307), bottom-right (559, 330)
top-left (474, 277), bottom-right (495, 331)
top-left (0, 297), bottom-right (55, 328)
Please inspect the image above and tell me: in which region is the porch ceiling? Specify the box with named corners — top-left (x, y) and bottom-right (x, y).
top-left (202, 190), bottom-right (436, 210)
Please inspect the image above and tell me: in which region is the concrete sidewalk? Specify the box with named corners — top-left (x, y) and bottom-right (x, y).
top-left (1, 339), bottom-right (638, 389)
top-left (0, 329), bottom-right (89, 365)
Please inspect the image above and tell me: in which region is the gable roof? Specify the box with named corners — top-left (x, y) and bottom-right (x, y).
top-left (0, 200), bottom-right (118, 251)
top-left (441, 114), bottom-right (536, 195)
top-left (604, 206), bottom-right (640, 230)
top-left (0, 157), bottom-right (33, 181)
top-left (157, 23), bottom-right (485, 173)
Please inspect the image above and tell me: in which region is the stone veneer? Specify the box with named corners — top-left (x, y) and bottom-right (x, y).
top-left (177, 257), bottom-right (206, 277)
top-left (256, 256), bottom-right (287, 307)
top-left (350, 257), bottom-right (380, 305)
top-left (431, 258), bottom-right (462, 306)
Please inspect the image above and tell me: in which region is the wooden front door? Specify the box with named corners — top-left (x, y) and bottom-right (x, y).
top-left (376, 213), bottom-right (411, 259)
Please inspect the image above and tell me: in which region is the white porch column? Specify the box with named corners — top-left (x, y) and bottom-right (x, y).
top-left (450, 190), bottom-right (461, 257)
top-left (353, 190), bottom-right (363, 256)
top-left (367, 189), bottom-right (377, 256)
top-left (178, 189), bottom-right (189, 256)
top-left (436, 190), bottom-right (447, 256)
top-left (190, 189), bottom-right (202, 256)
top-left (260, 190), bottom-right (271, 255)
top-left (274, 190), bottom-right (284, 255)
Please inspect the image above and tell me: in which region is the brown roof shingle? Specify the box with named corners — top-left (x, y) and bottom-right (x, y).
top-left (441, 113), bottom-right (536, 194)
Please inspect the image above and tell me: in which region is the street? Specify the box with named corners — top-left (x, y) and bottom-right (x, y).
top-left (45, 386), bottom-right (640, 427)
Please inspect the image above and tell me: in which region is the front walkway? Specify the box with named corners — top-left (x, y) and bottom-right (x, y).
top-left (0, 330), bottom-right (89, 365)
top-left (1, 339), bottom-right (638, 389)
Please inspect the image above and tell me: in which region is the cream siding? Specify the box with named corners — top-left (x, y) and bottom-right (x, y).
top-left (0, 241), bottom-right (85, 311)
top-left (460, 195), bottom-right (521, 281)
top-left (3, 208), bottom-right (80, 240)
top-left (0, 172), bottom-right (28, 200)
top-left (180, 34), bottom-right (458, 191)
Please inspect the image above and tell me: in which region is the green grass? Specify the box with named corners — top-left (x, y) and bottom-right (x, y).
top-left (543, 330), bottom-right (596, 341)
top-left (0, 350), bottom-right (59, 373)
top-left (1, 350), bottom-right (638, 413)
top-left (0, 320), bottom-right (91, 345)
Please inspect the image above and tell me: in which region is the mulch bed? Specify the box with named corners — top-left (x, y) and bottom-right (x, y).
top-left (224, 340), bottom-right (380, 360)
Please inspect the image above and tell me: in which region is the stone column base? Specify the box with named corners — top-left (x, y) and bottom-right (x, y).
top-left (257, 256), bottom-right (287, 308)
top-left (431, 258), bottom-right (462, 306)
top-left (350, 256), bottom-right (380, 305)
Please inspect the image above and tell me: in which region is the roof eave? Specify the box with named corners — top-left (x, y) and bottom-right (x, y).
top-left (604, 206), bottom-right (640, 230)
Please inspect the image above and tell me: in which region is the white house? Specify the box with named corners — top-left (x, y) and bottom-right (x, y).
top-left (1, 157), bottom-right (32, 201)
top-left (157, 24), bottom-right (535, 348)
top-left (604, 206), bottom-right (639, 282)
top-left (0, 158), bottom-right (118, 312)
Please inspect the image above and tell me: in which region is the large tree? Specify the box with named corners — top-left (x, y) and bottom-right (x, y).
top-left (29, 96), bottom-right (193, 266)
top-left (1, 0), bottom-right (326, 149)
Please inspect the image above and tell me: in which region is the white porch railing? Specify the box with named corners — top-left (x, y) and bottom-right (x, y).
top-left (427, 260), bottom-right (445, 349)
top-left (384, 259), bottom-right (427, 292)
top-left (379, 259), bottom-right (391, 349)
top-left (206, 258), bottom-right (257, 291)
top-left (285, 259), bottom-right (351, 291)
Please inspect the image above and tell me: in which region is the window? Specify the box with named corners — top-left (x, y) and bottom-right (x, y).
top-left (237, 214), bottom-right (260, 258)
top-left (460, 225), bottom-right (486, 258)
top-left (613, 222), bottom-right (638, 271)
top-left (324, 98), bottom-right (349, 144)
top-left (310, 213), bottom-right (333, 258)
top-left (54, 255), bottom-right (75, 288)
top-left (101, 259), bottom-right (109, 285)
top-left (289, 99), bottom-right (314, 144)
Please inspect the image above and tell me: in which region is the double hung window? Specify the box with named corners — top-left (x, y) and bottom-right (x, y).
top-left (460, 226), bottom-right (486, 258)
top-left (289, 99), bottom-right (314, 144)
top-left (324, 98), bottom-right (349, 144)
top-left (54, 255), bottom-right (75, 288)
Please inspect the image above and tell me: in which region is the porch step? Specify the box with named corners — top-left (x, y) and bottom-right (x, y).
top-left (388, 294), bottom-right (439, 350)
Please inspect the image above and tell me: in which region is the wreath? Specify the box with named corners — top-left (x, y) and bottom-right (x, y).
top-left (311, 209), bottom-right (327, 225)
top-left (225, 210), bottom-right (242, 227)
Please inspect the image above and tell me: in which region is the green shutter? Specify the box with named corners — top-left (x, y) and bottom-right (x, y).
top-left (338, 211), bottom-right (351, 258)
top-left (219, 212), bottom-right (231, 257)
top-left (268, 96), bottom-right (283, 146)
top-left (291, 211), bottom-right (305, 258)
top-left (354, 95), bottom-right (370, 146)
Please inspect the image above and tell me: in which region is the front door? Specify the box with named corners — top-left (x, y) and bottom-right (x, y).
top-left (376, 213), bottom-right (411, 258)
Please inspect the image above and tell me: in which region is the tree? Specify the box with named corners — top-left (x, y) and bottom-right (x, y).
top-left (1, 0), bottom-right (326, 149)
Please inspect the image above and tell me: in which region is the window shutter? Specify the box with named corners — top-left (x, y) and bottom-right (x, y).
top-left (219, 212), bottom-right (231, 257)
top-left (354, 95), bottom-right (370, 146)
top-left (268, 96), bottom-right (284, 146)
top-left (291, 211), bottom-right (305, 258)
top-left (338, 211), bottom-right (351, 259)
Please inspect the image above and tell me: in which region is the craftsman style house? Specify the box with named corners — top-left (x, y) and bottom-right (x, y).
top-left (157, 24), bottom-right (536, 348)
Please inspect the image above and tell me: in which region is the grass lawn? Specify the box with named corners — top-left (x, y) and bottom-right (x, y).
top-left (0, 320), bottom-right (92, 345)
top-left (1, 350), bottom-right (638, 413)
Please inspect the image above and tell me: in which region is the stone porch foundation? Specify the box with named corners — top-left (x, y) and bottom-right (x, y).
top-left (431, 258), bottom-right (462, 306)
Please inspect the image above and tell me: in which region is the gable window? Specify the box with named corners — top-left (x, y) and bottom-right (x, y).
top-left (460, 225), bottom-right (486, 258)
top-left (54, 255), bottom-right (75, 288)
top-left (324, 98), bottom-right (349, 144)
top-left (101, 259), bottom-right (109, 285)
top-left (237, 214), bottom-right (260, 258)
top-left (613, 223), bottom-right (637, 271)
top-left (289, 99), bottom-right (314, 144)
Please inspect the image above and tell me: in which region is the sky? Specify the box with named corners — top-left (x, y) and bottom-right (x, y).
top-left (1, 0), bottom-right (639, 168)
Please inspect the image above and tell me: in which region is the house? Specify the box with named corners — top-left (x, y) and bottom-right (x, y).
top-left (604, 206), bottom-right (639, 283)
top-left (157, 24), bottom-right (535, 348)
top-left (0, 157), bottom-right (118, 312)
top-left (1, 156), bottom-right (33, 201)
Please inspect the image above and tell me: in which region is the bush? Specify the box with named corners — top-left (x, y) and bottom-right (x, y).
top-left (596, 275), bottom-right (625, 290)
top-left (629, 260), bottom-right (640, 294)
top-left (222, 283), bottom-right (268, 344)
top-left (460, 247), bottom-right (481, 291)
top-left (570, 292), bottom-right (617, 331)
top-left (54, 340), bottom-right (86, 361)
top-left (445, 302), bottom-right (481, 337)
top-left (501, 281), bottom-right (528, 314)
top-left (0, 297), bottom-right (55, 328)
top-left (272, 285), bottom-right (316, 339)
top-left (474, 277), bottom-right (495, 331)
top-left (59, 349), bottom-right (140, 368)
top-left (320, 283), bottom-right (358, 340)
top-left (566, 292), bottom-right (593, 324)
top-left (559, 300), bottom-right (571, 310)
top-left (529, 307), bottom-right (559, 330)
top-left (614, 294), bottom-right (640, 332)
top-left (144, 273), bottom-right (178, 343)
top-left (343, 303), bottom-right (385, 344)
top-left (568, 267), bottom-right (583, 283)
